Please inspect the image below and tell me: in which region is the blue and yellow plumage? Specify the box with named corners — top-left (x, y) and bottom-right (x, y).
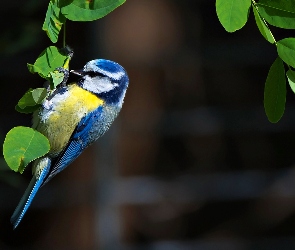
top-left (11, 59), bottom-right (129, 229)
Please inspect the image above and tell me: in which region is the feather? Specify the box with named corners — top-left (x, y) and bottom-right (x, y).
top-left (11, 158), bottom-right (51, 229)
top-left (42, 106), bottom-right (103, 185)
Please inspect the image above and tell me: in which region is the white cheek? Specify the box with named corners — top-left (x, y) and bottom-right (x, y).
top-left (82, 76), bottom-right (118, 94)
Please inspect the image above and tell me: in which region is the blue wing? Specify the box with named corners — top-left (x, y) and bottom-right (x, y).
top-left (11, 158), bottom-right (51, 229)
top-left (42, 106), bottom-right (103, 185)
top-left (11, 106), bottom-right (103, 229)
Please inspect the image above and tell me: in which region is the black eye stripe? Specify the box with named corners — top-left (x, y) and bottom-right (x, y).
top-left (86, 71), bottom-right (105, 77)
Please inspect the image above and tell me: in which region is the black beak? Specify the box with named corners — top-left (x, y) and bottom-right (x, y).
top-left (70, 69), bottom-right (84, 76)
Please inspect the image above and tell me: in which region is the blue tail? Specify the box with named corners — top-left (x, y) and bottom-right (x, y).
top-left (10, 157), bottom-right (51, 229)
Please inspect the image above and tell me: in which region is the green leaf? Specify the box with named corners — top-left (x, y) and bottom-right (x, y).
top-left (277, 38), bottom-right (295, 68)
top-left (31, 88), bottom-right (47, 104)
top-left (264, 57), bottom-right (286, 123)
top-left (17, 88), bottom-right (47, 108)
top-left (27, 46), bottom-right (69, 78)
top-left (49, 71), bottom-right (65, 89)
top-left (258, 0), bottom-right (295, 29)
top-left (3, 127), bottom-right (50, 173)
top-left (286, 69), bottom-right (295, 94)
top-left (17, 88), bottom-right (35, 109)
top-left (216, 0), bottom-right (251, 32)
top-left (27, 64), bottom-right (43, 77)
top-left (42, 0), bottom-right (66, 43)
top-left (16, 88), bottom-right (47, 114)
top-left (15, 104), bottom-right (40, 114)
top-left (252, 5), bottom-right (274, 44)
top-left (60, 0), bottom-right (126, 21)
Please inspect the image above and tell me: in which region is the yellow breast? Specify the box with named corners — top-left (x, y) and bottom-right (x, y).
top-left (36, 84), bottom-right (104, 156)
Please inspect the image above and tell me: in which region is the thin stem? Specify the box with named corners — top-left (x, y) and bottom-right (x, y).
top-left (251, 0), bottom-right (277, 44)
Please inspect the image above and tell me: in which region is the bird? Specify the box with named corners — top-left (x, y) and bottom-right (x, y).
top-left (10, 59), bottom-right (129, 229)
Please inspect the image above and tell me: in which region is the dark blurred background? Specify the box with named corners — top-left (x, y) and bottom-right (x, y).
top-left (1, 0), bottom-right (295, 249)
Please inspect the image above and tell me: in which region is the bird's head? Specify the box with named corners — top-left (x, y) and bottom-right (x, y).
top-left (72, 59), bottom-right (129, 106)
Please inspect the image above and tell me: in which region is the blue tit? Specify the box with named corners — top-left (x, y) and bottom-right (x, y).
top-left (11, 59), bottom-right (129, 229)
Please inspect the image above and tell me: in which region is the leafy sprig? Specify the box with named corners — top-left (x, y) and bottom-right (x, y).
top-left (216, 0), bottom-right (295, 123)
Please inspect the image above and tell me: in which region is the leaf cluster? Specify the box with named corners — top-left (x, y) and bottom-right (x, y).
top-left (43, 0), bottom-right (125, 43)
top-left (3, 0), bottom-right (126, 173)
top-left (216, 0), bottom-right (295, 123)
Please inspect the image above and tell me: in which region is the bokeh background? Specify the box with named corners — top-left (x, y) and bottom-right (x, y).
top-left (1, 0), bottom-right (295, 249)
